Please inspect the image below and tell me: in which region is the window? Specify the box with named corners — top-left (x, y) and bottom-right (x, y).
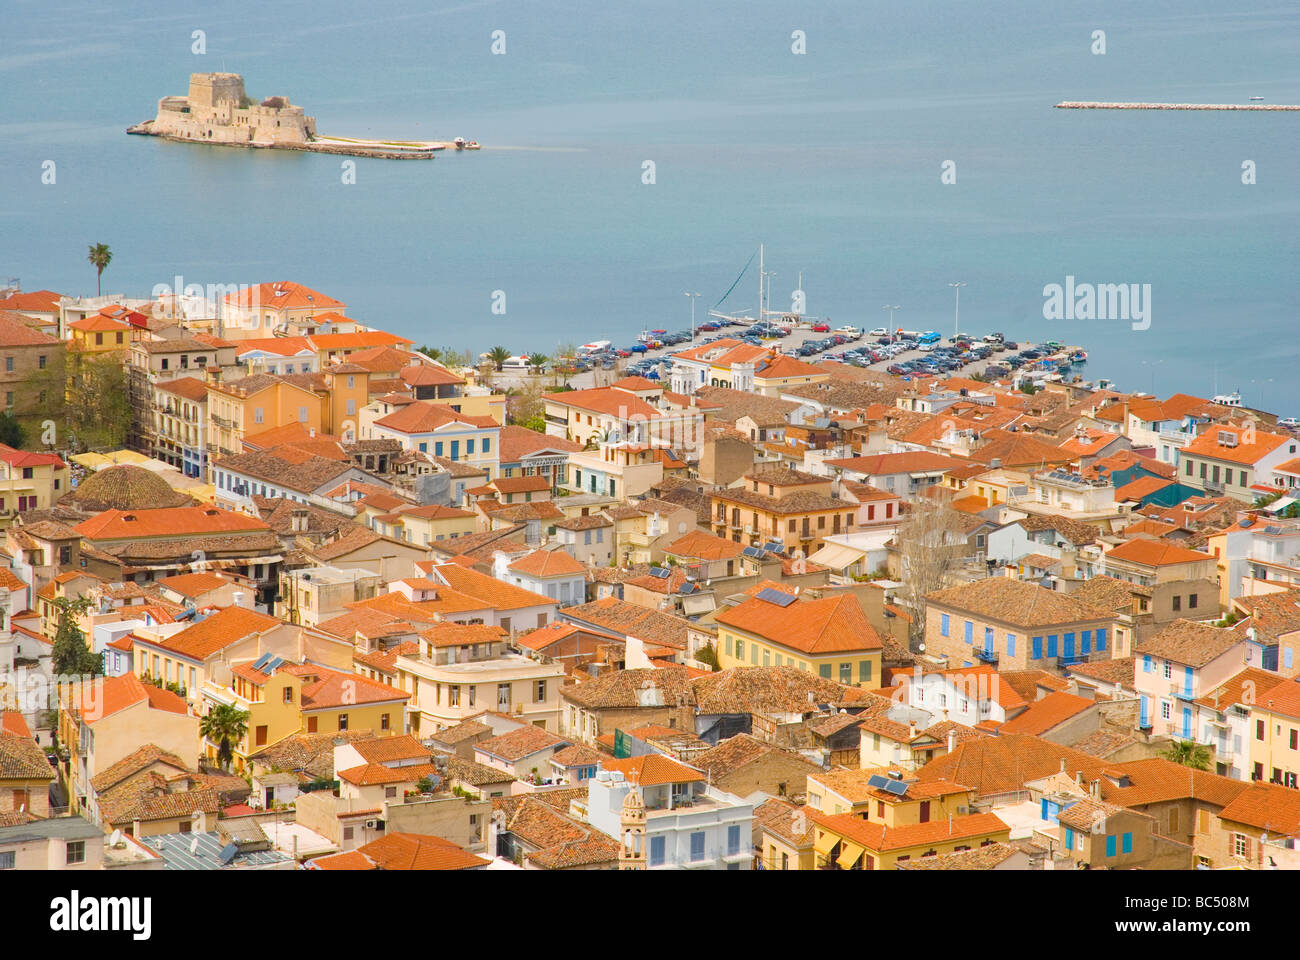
top-left (1234, 834), bottom-right (1250, 858)
top-left (1172, 595), bottom-right (1181, 611)
top-left (1121, 832), bottom-right (1132, 854)
top-left (690, 831), bottom-right (706, 862)
top-left (343, 826), bottom-right (354, 841)
top-left (649, 835), bottom-right (666, 867)
top-left (1161, 700), bottom-right (1171, 721)
top-left (535, 680), bottom-right (547, 702)
top-left (1032, 636), bottom-right (1043, 660)
top-left (381, 713), bottom-right (390, 731)
top-left (1105, 835), bottom-right (1116, 858)
top-left (337, 714), bottom-right (349, 731)
top-left (940, 614), bottom-right (950, 637)
top-left (859, 660), bottom-right (873, 684)
top-left (1257, 719), bottom-right (1266, 741)
top-left (1047, 635), bottom-right (1058, 658)
top-left (255, 725), bottom-right (268, 746)
top-left (839, 663), bottom-right (852, 684)
top-left (283, 686), bottom-right (293, 703)
top-left (1163, 661), bottom-right (1172, 679)
top-left (0, 851), bottom-right (13, 870)
top-left (734, 639), bottom-right (744, 660)
top-left (1189, 594), bottom-right (1197, 609)
top-left (1006, 634), bottom-right (1016, 657)
top-left (819, 664), bottom-right (832, 680)
top-left (727, 824), bottom-right (741, 856)
top-left (66, 841), bottom-right (86, 865)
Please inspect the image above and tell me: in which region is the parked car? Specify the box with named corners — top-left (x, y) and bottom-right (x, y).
top-left (811, 322), bottom-right (831, 333)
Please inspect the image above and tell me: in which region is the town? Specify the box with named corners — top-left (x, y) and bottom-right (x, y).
top-left (1, 275), bottom-right (1298, 874)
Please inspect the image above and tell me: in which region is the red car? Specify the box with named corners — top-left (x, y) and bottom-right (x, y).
top-left (811, 322), bottom-right (830, 333)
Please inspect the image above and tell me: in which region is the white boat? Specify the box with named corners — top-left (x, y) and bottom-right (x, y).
top-left (1212, 391), bottom-right (1243, 407)
top-left (579, 340), bottom-right (611, 354)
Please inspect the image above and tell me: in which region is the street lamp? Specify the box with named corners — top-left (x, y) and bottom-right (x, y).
top-left (948, 282), bottom-right (966, 339)
top-left (883, 304), bottom-right (900, 329)
top-left (684, 292), bottom-right (701, 338)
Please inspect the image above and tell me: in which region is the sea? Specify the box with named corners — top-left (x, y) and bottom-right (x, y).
top-left (2, 0), bottom-right (1297, 412)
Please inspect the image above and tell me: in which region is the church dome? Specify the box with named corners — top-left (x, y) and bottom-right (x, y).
top-left (64, 465), bottom-right (192, 512)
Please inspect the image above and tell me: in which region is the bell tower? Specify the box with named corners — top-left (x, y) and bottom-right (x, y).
top-left (619, 777), bottom-right (646, 870)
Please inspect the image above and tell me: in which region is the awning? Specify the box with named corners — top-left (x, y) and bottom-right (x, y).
top-left (807, 543), bottom-right (864, 571)
top-left (836, 841), bottom-right (865, 870)
top-left (814, 830), bottom-right (839, 857)
top-left (681, 594), bottom-right (717, 617)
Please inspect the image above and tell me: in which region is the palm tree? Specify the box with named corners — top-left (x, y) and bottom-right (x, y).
top-left (487, 346), bottom-right (511, 372)
top-left (1162, 739), bottom-right (1211, 770)
top-left (87, 243), bottom-right (112, 297)
top-left (527, 353), bottom-right (548, 377)
top-left (200, 703), bottom-right (250, 771)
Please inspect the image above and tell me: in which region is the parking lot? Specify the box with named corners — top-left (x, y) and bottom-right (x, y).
top-left (491, 321), bottom-right (1072, 393)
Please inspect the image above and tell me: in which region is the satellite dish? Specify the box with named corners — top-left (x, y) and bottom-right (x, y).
top-left (109, 829), bottom-right (123, 847)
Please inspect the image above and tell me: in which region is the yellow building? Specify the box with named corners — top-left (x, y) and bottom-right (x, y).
top-left (369, 503), bottom-right (478, 547)
top-left (0, 445), bottom-right (70, 528)
top-left (67, 309), bottom-right (134, 354)
top-left (711, 467), bottom-right (858, 555)
top-left (713, 581), bottom-right (883, 688)
top-left (1246, 679), bottom-right (1300, 788)
top-left (806, 769), bottom-right (975, 824)
top-left (205, 659), bottom-right (409, 771)
top-left (207, 373), bottom-right (324, 458)
top-left (808, 806), bottom-right (1010, 870)
top-left (753, 797), bottom-right (816, 871)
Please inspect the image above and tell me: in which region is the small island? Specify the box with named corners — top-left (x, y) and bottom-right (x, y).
top-left (127, 72), bottom-right (481, 159)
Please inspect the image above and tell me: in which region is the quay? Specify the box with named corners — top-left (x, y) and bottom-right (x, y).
top-left (1055, 101), bottom-right (1300, 111)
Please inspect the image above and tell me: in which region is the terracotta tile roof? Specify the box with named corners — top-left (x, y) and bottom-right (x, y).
top-left (98, 775), bottom-right (219, 825)
top-left (444, 755), bottom-right (517, 786)
top-left (1114, 475), bottom-right (1174, 502)
top-left (915, 734), bottom-right (1103, 797)
top-left (429, 720), bottom-right (493, 745)
top-left (1136, 619), bottom-right (1243, 668)
top-left (1068, 576), bottom-right (1137, 616)
top-left (691, 733), bottom-right (820, 782)
top-left (0, 310), bottom-right (60, 346)
top-left (1228, 589), bottom-right (1300, 642)
top-left (563, 597), bottom-right (689, 649)
top-left (894, 841), bottom-right (1025, 870)
top-left (925, 577), bottom-right (1113, 629)
top-left (64, 673), bottom-right (189, 724)
top-left (508, 549), bottom-right (586, 578)
top-left (561, 666), bottom-right (697, 710)
top-left (811, 768), bottom-right (971, 804)
top-left (74, 505), bottom-right (270, 541)
top-left (715, 591), bottom-right (882, 655)
top-left (825, 451), bottom-right (965, 476)
top-left (296, 666), bottom-right (409, 710)
top-left (248, 730), bottom-right (374, 779)
top-left (89, 744), bottom-right (189, 793)
top-left (156, 571), bottom-right (231, 598)
top-left (1067, 657), bottom-right (1136, 687)
top-left (1007, 514), bottom-right (1102, 546)
top-left (321, 608), bottom-right (416, 643)
top-left (337, 763), bottom-right (419, 786)
top-left (550, 743), bottom-right (603, 767)
top-left (316, 832), bottom-right (487, 870)
top-left (430, 562), bottom-right (557, 612)
top-left (0, 713), bottom-right (54, 781)
top-left (1105, 538), bottom-right (1214, 567)
top-left (601, 753), bottom-right (705, 786)
top-left (475, 726), bottom-right (568, 763)
top-left (373, 400), bottom-right (498, 434)
top-left (690, 665), bottom-right (870, 715)
top-left (809, 808), bottom-right (1008, 853)
top-left (420, 621), bottom-right (506, 649)
top-left (1217, 782), bottom-right (1300, 835)
top-left (997, 691), bottom-right (1095, 735)
top-left (144, 606), bottom-right (281, 661)
top-left (1182, 423), bottom-right (1292, 465)
top-left (752, 796), bottom-right (815, 846)
top-left (350, 735), bottom-right (430, 765)
top-left (493, 794), bottom-right (619, 867)
top-left (497, 425), bottom-right (581, 463)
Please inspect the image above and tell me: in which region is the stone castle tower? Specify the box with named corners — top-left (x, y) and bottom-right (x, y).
top-left (619, 781), bottom-right (646, 870)
top-left (187, 72), bottom-right (246, 109)
top-left (148, 73), bottom-right (315, 146)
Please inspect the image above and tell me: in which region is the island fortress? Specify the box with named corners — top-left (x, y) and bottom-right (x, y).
top-left (148, 72), bottom-right (317, 146)
top-left (129, 72), bottom-right (476, 159)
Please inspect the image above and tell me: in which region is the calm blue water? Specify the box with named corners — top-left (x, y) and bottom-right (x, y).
top-left (2, 0), bottom-right (1298, 410)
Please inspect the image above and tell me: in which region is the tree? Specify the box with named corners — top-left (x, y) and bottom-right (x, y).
top-left (894, 498), bottom-right (969, 648)
top-left (487, 346), bottom-right (511, 372)
top-left (1019, 380), bottom-right (1038, 395)
top-left (0, 411), bottom-right (23, 448)
top-left (416, 345), bottom-right (442, 362)
top-left (87, 243), bottom-right (112, 297)
top-left (200, 703), bottom-right (250, 771)
top-left (51, 597), bottom-right (102, 677)
top-left (695, 642), bottom-right (720, 672)
top-left (527, 353), bottom-right (548, 377)
top-left (1162, 740), bottom-right (1212, 770)
top-left (507, 378), bottom-right (546, 428)
top-left (64, 351), bottom-right (130, 450)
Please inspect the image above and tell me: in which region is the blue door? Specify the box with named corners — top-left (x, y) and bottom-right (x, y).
top-left (983, 628), bottom-right (994, 659)
top-left (1063, 633), bottom-right (1075, 661)
top-left (1139, 695), bottom-right (1149, 728)
top-left (1182, 706), bottom-right (1192, 739)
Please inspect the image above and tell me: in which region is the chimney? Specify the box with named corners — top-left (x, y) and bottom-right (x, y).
top-left (232, 591), bottom-right (246, 608)
top-left (1089, 778), bottom-right (1100, 799)
top-left (291, 508), bottom-right (309, 533)
top-left (1075, 770), bottom-right (1084, 789)
top-left (908, 720), bottom-right (917, 739)
top-left (990, 458), bottom-right (1001, 470)
top-left (1059, 758), bottom-right (1067, 774)
top-left (309, 427), bottom-right (316, 439)
top-left (947, 729), bottom-right (957, 753)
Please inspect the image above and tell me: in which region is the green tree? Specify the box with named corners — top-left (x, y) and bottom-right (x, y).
top-left (1161, 740), bottom-right (1211, 770)
top-left (416, 345), bottom-right (442, 361)
top-left (1019, 381), bottom-right (1038, 395)
top-left (695, 642), bottom-right (720, 672)
top-left (87, 243), bottom-right (112, 297)
top-left (51, 597), bottom-right (102, 677)
top-left (65, 351), bottom-right (130, 450)
top-left (0, 411), bottom-right (24, 448)
top-left (527, 353), bottom-right (548, 377)
top-left (487, 346), bottom-right (511, 372)
top-left (200, 703), bottom-right (250, 771)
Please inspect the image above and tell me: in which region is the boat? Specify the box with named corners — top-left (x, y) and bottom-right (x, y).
top-left (1070, 349), bottom-right (1087, 362)
top-left (1250, 97), bottom-right (1265, 101)
top-left (1212, 391), bottom-right (1243, 407)
top-left (453, 138), bottom-right (466, 149)
top-left (466, 141), bottom-right (481, 150)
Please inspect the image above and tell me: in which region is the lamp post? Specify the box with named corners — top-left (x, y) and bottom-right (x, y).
top-left (948, 281), bottom-right (966, 339)
top-left (883, 304), bottom-right (900, 330)
top-left (684, 292), bottom-right (701, 339)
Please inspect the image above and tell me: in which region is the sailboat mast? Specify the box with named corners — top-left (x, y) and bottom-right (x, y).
top-left (757, 243), bottom-right (764, 320)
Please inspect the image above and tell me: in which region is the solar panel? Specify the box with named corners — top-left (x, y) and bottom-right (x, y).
top-left (866, 774), bottom-right (892, 790)
top-left (885, 779), bottom-right (909, 796)
top-left (265, 657), bottom-right (284, 672)
top-left (251, 653), bottom-right (273, 671)
top-left (762, 541), bottom-right (784, 554)
top-left (650, 567), bottom-right (672, 579)
top-left (756, 587), bottom-right (797, 607)
top-left (217, 842), bottom-right (239, 865)
top-left (741, 545), bottom-right (763, 558)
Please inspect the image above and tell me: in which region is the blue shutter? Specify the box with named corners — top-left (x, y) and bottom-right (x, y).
top-left (690, 831), bottom-right (705, 861)
top-left (1184, 666), bottom-right (1193, 697)
top-left (1287, 647), bottom-right (1295, 670)
top-left (1063, 632), bottom-right (1075, 660)
top-left (1007, 634), bottom-right (1016, 657)
top-left (984, 627), bottom-right (994, 656)
top-left (650, 835), bottom-right (666, 866)
top-left (1105, 835), bottom-right (1116, 858)
top-left (1139, 695), bottom-right (1149, 728)
top-left (1182, 706), bottom-right (1192, 739)
top-left (1041, 798), bottom-right (1049, 820)
top-left (1121, 832), bottom-right (1133, 854)
top-left (1143, 654), bottom-right (1152, 673)
top-left (1081, 630), bottom-right (1091, 654)
top-left (1047, 635), bottom-right (1058, 658)
top-left (1097, 628), bottom-right (1107, 652)
top-left (1032, 636), bottom-right (1043, 660)
top-left (1065, 826), bottom-right (1075, 852)
top-left (940, 614), bottom-right (950, 637)
top-left (727, 824), bottom-right (741, 856)
top-left (964, 620), bottom-right (973, 644)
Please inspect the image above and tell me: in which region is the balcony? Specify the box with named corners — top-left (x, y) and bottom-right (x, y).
top-left (973, 648), bottom-right (999, 665)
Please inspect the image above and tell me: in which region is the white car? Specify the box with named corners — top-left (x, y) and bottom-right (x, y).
top-left (1278, 417), bottom-right (1300, 429)
top-left (868, 327), bottom-right (888, 337)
